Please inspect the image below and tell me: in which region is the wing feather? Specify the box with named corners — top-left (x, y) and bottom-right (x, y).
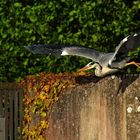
top-left (109, 32), bottom-right (140, 65)
top-left (24, 44), bottom-right (103, 62)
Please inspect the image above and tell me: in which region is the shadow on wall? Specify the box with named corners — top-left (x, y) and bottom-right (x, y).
top-left (75, 74), bottom-right (139, 94)
top-left (46, 74), bottom-right (140, 140)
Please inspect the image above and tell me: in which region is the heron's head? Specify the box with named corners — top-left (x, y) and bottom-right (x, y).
top-left (85, 62), bottom-right (102, 71)
top-left (82, 62), bottom-right (103, 76)
top-left (84, 62), bottom-right (105, 77)
top-left (78, 62), bottom-right (101, 74)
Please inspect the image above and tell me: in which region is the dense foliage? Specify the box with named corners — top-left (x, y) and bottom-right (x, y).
top-left (1, 0), bottom-right (140, 81)
top-left (21, 72), bottom-right (79, 139)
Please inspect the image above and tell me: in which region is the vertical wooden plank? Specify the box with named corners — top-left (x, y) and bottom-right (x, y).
top-left (0, 118), bottom-right (5, 140)
top-left (0, 83), bottom-right (24, 140)
top-left (10, 90), bottom-right (14, 140)
top-left (14, 90), bottom-right (18, 140)
top-left (0, 91), bottom-right (4, 117)
top-left (4, 90), bottom-right (9, 140)
top-left (19, 90), bottom-right (23, 140)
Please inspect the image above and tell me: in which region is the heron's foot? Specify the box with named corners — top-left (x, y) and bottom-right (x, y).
top-left (125, 61), bottom-right (140, 68)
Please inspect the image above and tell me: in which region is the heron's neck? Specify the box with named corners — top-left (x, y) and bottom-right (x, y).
top-left (95, 65), bottom-right (118, 77)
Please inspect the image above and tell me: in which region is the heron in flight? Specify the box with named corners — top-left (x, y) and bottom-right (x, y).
top-left (24, 33), bottom-right (140, 77)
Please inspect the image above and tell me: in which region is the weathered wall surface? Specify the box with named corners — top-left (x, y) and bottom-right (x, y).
top-left (46, 75), bottom-right (140, 140)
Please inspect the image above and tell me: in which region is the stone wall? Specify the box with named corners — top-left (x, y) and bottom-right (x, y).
top-left (46, 75), bottom-right (140, 140)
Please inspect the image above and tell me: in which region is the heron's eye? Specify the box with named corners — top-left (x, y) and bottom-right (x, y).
top-left (108, 63), bottom-right (111, 68)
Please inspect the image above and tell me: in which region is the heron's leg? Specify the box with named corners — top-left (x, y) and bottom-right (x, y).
top-left (125, 61), bottom-right (140, 68)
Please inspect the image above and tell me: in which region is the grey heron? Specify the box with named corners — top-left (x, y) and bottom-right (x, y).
top-left (24, 33), bottom-right (140, 77)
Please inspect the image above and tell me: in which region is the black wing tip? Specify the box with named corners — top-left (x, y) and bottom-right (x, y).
top-left (23, 45), bottom-right (34, 51)
top-left (24, 45), bottom-right (30, 49)
top-left (23, 44), bottom-right (63, 55)
top-left (23, 44), bottom-right (43, 53)
top-left (24, 44), bottom-right (46, 48)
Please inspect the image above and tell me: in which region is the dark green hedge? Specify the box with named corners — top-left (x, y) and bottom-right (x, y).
top-left (1, 0), bottom-right (140, 81)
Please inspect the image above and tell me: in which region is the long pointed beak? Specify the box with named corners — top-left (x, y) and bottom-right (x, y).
top-left (78, 63), bottom-right (97, 72)
top-left (78, 66), bottom-right (93, 72)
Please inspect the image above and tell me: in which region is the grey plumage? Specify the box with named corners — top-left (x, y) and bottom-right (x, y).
top-left (109, 33), bottom-right (140, 65)
top-left (24, 32), bottom-right (140, 77)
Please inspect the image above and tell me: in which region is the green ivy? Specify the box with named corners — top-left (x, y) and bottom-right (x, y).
top-left (0, 0), bottom-right (140, 81)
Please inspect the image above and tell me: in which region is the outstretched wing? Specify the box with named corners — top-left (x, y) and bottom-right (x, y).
top-left (24, 44), bottom-right (103, 62)
top-left (109, 32), bottom-right (140, 65)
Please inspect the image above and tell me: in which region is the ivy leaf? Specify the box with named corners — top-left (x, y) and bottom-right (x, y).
top-left (14, 2), bottom-right (22, 7)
